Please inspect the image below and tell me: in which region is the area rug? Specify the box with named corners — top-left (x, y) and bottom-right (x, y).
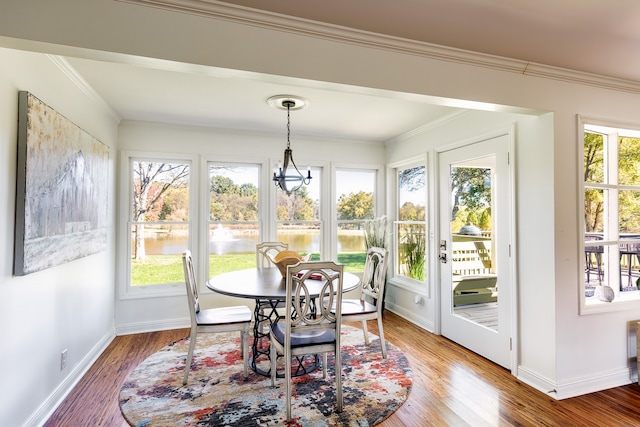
top-left (119, 325), bottom-right (412, 426)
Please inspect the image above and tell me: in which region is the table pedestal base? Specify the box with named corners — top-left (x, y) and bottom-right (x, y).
top-left (250, 298), bottom-right (320, 378)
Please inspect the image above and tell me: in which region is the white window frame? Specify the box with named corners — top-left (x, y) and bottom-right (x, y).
top-left (387, 155), bottom-right (429, 293)
top-left (118, 151), bottom-right (198, 300)
top-left (579, 116), bottom-right (640, 314)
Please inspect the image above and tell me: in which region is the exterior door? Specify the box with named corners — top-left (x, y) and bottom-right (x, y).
top-left (438, 134), bottom-right (513, 369)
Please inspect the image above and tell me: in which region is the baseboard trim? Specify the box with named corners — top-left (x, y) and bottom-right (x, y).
top-left (384, 302), bottom-right (434, 333)
top-left (553, 366), bottom-right (635, 399)
top-left (116, 317), bottom-right (190, 336)
top-left (516, 365), bottom-right (558, 399)
top-left (25, 328), bottom-right (115, 427)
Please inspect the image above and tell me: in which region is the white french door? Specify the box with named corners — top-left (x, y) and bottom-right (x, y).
top-left (438, 134), bottom-right (513, 369)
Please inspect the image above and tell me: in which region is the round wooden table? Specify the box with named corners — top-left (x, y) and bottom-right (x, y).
top-left (208, 267), bottom-right (360, 376)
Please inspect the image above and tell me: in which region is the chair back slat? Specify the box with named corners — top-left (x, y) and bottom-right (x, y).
top-left (285, 261), bottom-right (343, 338)
top-left (182, 250), bottom-right (200, 320)
top-left (256, 242), bottom-right (289, 268)
top-left (360, 247), bottom-right (388, 305)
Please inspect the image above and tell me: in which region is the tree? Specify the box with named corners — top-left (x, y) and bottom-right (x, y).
top-left (209, 175), bottom-right (258, 221)
top-left (583, 132), bottom-right (604, 232)
top-left (478, 209), bottom-right (492, 230)
top-left (132, 162), bottom-right (189, 260)
top-left (337, 191), bottom-right (374, 221)
top-left (617, 136), bottom-right (640, 232)
top-left (399, 202), bottom-right (425, 221)
top-left (399, 166), bottom-right (425, 192)
top-left (277, 186), bottom-right (316, 221)
top-left (450, 166), bottom-right (491, 222)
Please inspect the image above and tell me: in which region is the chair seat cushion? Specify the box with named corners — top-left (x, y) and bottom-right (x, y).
top-left (196, 305), bottom-right (252, 325)
top-left (271, 322), bottom-right (335, 348)
top-left (335, 299), bottom-right (377, 316)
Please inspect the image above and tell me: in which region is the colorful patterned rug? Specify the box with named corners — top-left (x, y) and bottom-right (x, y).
top-left (119, 325), bottom-right (412, 426)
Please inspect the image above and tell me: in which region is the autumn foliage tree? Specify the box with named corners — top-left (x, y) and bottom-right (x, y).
top-left (132, 162), bottom-right (189, 260)
top-left (337, 191), bottom-right (374, 223)
top-left (277, 186), bottom-right (316, 221)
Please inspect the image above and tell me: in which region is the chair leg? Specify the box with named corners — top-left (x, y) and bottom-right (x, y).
top-left (362, 320), bottom-right (370, 345)
top-left (322, 353), bottom-right (327, 378)
top-left (241, 330), bottom-right (248, 379)
top-left (335, 347), bottom-right (343, 413)
top-left (182, 331), bottom-right (198, 385)
top-left (270, 340), bottom-right (277, 387)
top-left (285, 349), bottom-right (292, 422)
top-left (377, 316), bottom-right (387, 359)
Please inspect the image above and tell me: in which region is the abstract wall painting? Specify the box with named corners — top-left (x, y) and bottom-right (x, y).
top-left (14, 91), bottom-right (109, 276)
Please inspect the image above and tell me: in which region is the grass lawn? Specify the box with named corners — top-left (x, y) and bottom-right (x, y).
top-left (131, 252), bottom-right (366, 285)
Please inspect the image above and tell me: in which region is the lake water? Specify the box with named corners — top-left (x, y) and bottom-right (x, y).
top-left (143, 230), bottom-right (366, 255)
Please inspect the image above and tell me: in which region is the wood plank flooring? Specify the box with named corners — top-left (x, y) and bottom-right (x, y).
top-left (44, 312), bottom-right (640, 426)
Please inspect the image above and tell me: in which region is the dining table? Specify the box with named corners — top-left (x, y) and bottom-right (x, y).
top-left (207, 266), bottom-right (360, 377)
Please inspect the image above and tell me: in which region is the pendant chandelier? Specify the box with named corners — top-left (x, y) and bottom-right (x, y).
top-left (268, 95), bottom-right (311, 196)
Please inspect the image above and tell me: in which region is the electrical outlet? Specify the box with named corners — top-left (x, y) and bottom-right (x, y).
top-left (61, 349), bottom-right (68, 370)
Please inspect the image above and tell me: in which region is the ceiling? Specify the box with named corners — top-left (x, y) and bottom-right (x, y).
top-left (65, 0), bottom-right (640, 141)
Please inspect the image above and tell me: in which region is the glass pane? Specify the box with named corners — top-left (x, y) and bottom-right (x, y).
top-left (130, 160), bottom-right (190, 287)
top-left (130, 223), bottom-right (188, 286)
top-left (584, 243), bottom-right (609, 296)
top-left (131, 161), bottom-right (190, 221)
top-left (619, 241), bottom-right (640, 292)
top-left (584, 132), bottom-right (604, 184)
top-left (618, 136), bottom-right (640, 186)
top-left (208, 223), bottom-right (259, 275)
top-left (619, 190), bottom-right (640, 234)
top-left (398, 166), bottom-right (426, 221)
top-left (584, 188), bottom-right (605, 233)
top-left (336, 170), bottom-right (375, 220)
top-left (337, 222), bottom-right (366, 272)
top-left (449, 158), bottom-right (497, 330)
top-left (209, 165), bottom-right (259, 221)
top-left (449, 166), bottom-right (492, 236)
top-left (396, 223), bottom-right (426, 281)
top-left (277, 167), bottom-right (320, 221)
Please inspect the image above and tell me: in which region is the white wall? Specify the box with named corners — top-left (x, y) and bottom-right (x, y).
top-left (1, 0), bottom-right (640, 418)
top-left (0, 48), bottom-right (118, 426)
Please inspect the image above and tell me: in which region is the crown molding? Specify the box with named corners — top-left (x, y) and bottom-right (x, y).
top-left (47, 55), bottom-right (122, 123)
top-left (116, 0), bottom-right (640, 95)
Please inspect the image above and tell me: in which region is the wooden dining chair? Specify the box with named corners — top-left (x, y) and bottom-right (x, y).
top-left (270, 261), bottom-right (344, 422)
top-left (256, 241), bottom-right (288, 268)
top-left (181, 250), bottom-right (252, 385)
top-left (336, 246), bottom-right (389, 358)
top-left (255, 242), bottom-right (289, 331)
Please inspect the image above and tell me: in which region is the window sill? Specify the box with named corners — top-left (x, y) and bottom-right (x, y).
top-left (119, 282), bottom-right (185, 300)
top-left (388, 276), bottom-right (428, 296)
top-left (581, 290), bottom-right (640, 314)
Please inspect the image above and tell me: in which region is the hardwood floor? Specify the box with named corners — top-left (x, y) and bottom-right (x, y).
top-left (44, 312), bottom-right (640, 426)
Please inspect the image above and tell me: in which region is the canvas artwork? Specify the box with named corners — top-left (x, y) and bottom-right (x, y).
top-left (14, 91), bottom-right (109, 276)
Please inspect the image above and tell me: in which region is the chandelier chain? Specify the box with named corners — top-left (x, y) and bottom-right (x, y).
top-left (286, 102), bottom-right (291, 149)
